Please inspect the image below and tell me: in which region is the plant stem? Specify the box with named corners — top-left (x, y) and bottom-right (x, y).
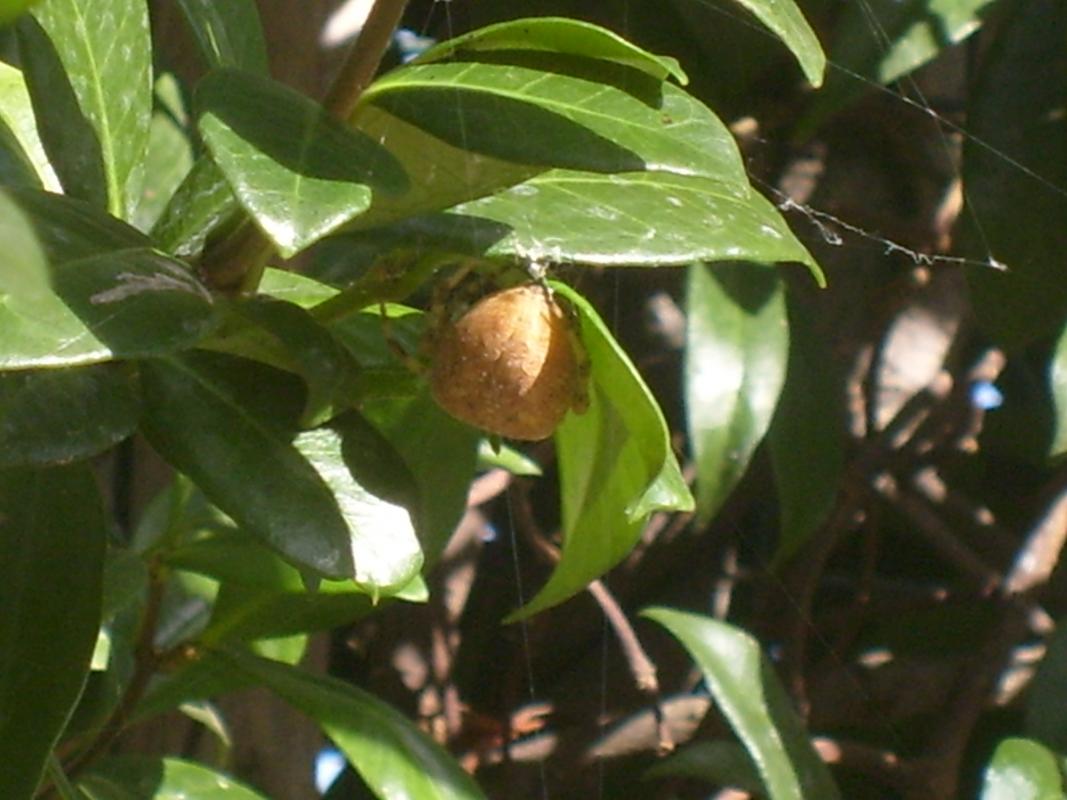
top-left (44, 754), bottom-right (80, 800)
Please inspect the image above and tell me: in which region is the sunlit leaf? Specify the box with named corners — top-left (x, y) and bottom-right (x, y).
top-left (509, 284), bottom-right (693, 620)
top-left (197, 69), bottom-right (408, 257)
top-left (643, 607), bottom-right (841, 800)
top-left (0, 187), bottom-right (216, 369)
top-left (0, 60), bottom-right (60, 189)
top-left (0, 464), bottom-right (106, 800)
top-left (0, 362), bottom-right (139, 467)
top-left (79, 756), bottom-right (267, 799)
top-left (131, 74), bottom-right (194, 233)
top-left (416, 16), bottom-right (688, 85)
top-left (221, 650), bottom-right (487, 800)
top-left (980, 738), bottom-right (1063, 800)
top-left (727, 0), bottom-right (825, 87)
top-left (18, 0), bottom-right (151, 218)
top-left (686, 263), bottom-right (788, 522)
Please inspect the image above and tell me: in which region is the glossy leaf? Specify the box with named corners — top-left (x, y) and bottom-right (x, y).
top-left (131, 74), bottom-right (194, 233)
top-left (1049, 324), bottom-right (1067, 458)
top-left (259, 267), bottom-right (340, 308)
top-left (361, 390), bottom-right (481, 566)
top-left (0, 60), bottom-right (60, 189)
top-left (509, 284), bottom-right (693, 620)
top-left (221, 650), bottom-right (487, 800)
top-left (980, 738), bottom-right (1063, 800)
top-left (383, 170), bottom-right (822, 281)
top-left (643, 607), bottom-right (841, 800)
top-left (728, 0), bottom-right (825, 87)
top-left (644, 740), bottom-right (762, 793)
top-left (686, 263), bottom-right (788, 522)
top-left (0, 464), bottom-right (106, 800)
top-left (79, 756), bottom-right (267, 799)
top-left (150, 155), bottom-right (239, 259)
top-left (961, 0), bottom-right (1067, 350)
top-left (209, 296), bottom-right (361, 426)
top-left (197, 69), bottom-right (408, 257)
top-left (140, 353), bottom-right (420, 589)
top-left (416, 16), bottom-right (688, 85)
top-left (0, 362), bottom-right (139, 467)
top-left (768, 299), bottom-right (844, 565)
top-left (0, 187), bottom-right (216, 369)
top-left (802, 0), bottom-right (994, 132)
top-left (364, 56), bottom-right (744, 184)
top-left (176, 0), bottom-right (269, 74)
top-left (18, 0), bottom-right (151, 218)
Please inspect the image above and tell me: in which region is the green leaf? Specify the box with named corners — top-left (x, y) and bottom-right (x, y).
top-left (78, 756), bottom-right (268, 799)
top-left (209, 296), bottom-right (362, 426)
top-left (426, 171), bottom-right (817, 278)
top-left (727, 0), bottom-right (825, 87)
top-left (508, 284), bottom-right (693, 620)
top-left (220, 650), bottom-right (487, 800)
top-left (131, 74), bottom-right (194, 233)
top-left (361, 390), bottom-right (481, 566)
top-left (961, 0), bottom-right (1067, 350)
top-left (416, 16), bottom-right (688, 85)
top-left (259, 267), bottom-right (340, 308)
top-left (643, 607), bottom-right (841, 800)
top-left (364, 56), bottom-right (742, 184)
top-left (644, 740), bottom-right (763, 794)
top-left (150, 155), bottom-right (240, 259)
top-left (801, 0), bottom-right (994, 132)
top-left (0, 362), bottom-right (139, 467)
top-left (768, 299), bottom-right (845, 564)
top-left (196, 69), bottom-right (408, 257)
top-left (0, 464), bottom-right (107, 800)
top-left (140, 353), bottom-right (420, 589)
top-left (686, 263), bottom-right (788, 522)
top-left (980, 738), bottom-right (1064, 800)
top-left (0, 187), bottom-right (217, 369)
top-left (176, 0), bottom-right (269, 74)
top-left (18, 0), bottom-right (152, 219)
top-left (1049, 324), bottom-right (1067, 459)
top-left (0, 60), bottom-right (60, 189)
top-left (477, 439), bottom-right (542, 476)
top-left (1025, 613), bottom-right (1067, 750)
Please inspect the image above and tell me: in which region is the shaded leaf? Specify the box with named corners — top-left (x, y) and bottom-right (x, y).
top-left (0, 464), bottom-right (106, 800)
top-left (364, 55), bottom-right (743, 184)
top-left (417, 16), bottom-right (688, 85)
top-left (801, 0), bottom-right (995, 132)
top-left (509, 284), bottom-right (692, 620)
top-left (131, 74), bottom-right (194, 233)
top-left (980, 738), bottom-right (1063, 800)
top-left (0, 362), bottom-right (139, 467)
top-left (0, 60), bottom-right (60, 189)
top-left (961, 0), bottom-right (1067, 350)
top-left (197, 69), bottom-right (408, 257)
top-left (1025, 613), bottom-right (1067, 750)
top-left (79, 756), bottom-right (267, 799)
top-left (141, 353), bottom-right (420, 590)
top-left (644, 740), bottom-right (763, 794)
top-left (150, 155), bottom-right (240, 259)
top-left (728, 0), bottom-right (825, 87)
top-left (176, 0), bottom-right (269, 74)
top-left (686, 263), bottom-right (788, 522)
top-left (768, 294), bottom-right (845, 564)
top-left (221, 650), bottom-right (487, 800)
top-left (18, 0), bottom-right (151, 218)
top-left (643, 607), bottom-right (841, 800)
top-left (0, 187), bottom-right (216, 369)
